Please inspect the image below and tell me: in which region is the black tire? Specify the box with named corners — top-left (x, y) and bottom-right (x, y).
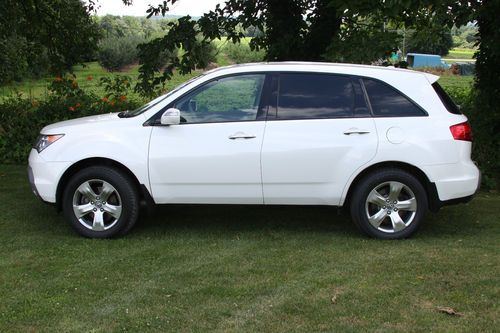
top-left (62, 166), bottom-right (139, 238)
top-left (350, 168), bottom-right (428, 240)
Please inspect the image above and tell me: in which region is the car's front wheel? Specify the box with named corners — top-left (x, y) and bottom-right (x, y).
top-left (62, 166), bottom-right (139, 238)
top-left (350, 168), bottom-right (428, 239)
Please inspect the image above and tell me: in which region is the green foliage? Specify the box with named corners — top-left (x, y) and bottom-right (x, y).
top-left (472, 0), bottom-right (500, 189)
top-left (0, 75), bottom-right (141, 163)
top-left (99, 75), bottom-right (133, 99)
top-left (191, 39), bottom-right (218, 68)
top-left (97, 36), bottom-right (144, 71)
top-left (0, 0), bottom-right (100, 81)
top-left (452, 25), bottom-right (479, 49)
top-left (96, 15), bottom-right (168, 40)
top-left (224, 42), bottom-right (265, 64)
top-left (406, 24), bottom-right (453, 56)
top-left (324, 22), bottom-right (400, 64)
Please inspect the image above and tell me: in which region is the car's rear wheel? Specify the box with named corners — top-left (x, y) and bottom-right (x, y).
top-left (62, 166), bottom-right (139, 238)
top-left (350, 168), bottom-right (428, 239)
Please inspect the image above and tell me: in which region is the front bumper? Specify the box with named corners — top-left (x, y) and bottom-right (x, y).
top-left (28, 149), bottom-right (71, 203)
top-left (27, 165), bottom-right (40, 199)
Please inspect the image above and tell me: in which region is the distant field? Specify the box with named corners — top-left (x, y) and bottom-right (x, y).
top-left (0, 62), bottom-right (201, 102)
top-left (444, 48), bottom-right (476, 60)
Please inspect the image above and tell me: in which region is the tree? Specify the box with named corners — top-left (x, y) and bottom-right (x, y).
top-left (129, 0), bottom-right (481, 96)
top-left (0, 0), bottom-right (100, 82)
top-left (406, 24), bottom-right (453, 55)
top-left (472, 0), bottom-right (500, 185)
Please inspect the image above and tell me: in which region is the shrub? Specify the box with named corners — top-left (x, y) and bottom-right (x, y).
top-left (97, 36), bottom-right (144, 71)
top-left (192, 39), bottom-right (217, 68)
top-left (224, 42), bottom-right (265, 64)
top-left (442, 84), bottom-right (498, 189)
top-left (0, 75), bottom-right (142, 164)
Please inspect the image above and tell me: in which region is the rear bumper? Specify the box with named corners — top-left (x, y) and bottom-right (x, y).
top-left (422, 160), bottom-right (480, 202)
top-left (429, 167), bottom-right (481, 211)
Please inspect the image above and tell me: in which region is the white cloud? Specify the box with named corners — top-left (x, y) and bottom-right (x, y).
top-left (90, 0), bottom-right (223, 17)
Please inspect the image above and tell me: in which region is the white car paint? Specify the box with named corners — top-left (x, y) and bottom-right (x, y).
top-left (28, 62), bottom-right (480, 210)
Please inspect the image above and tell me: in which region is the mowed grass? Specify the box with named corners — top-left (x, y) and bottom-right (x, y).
top-left (0, 165), bottom-right (498, 332)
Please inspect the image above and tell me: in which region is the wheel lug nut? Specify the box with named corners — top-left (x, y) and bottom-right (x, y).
top-left (393, 201), bottom-right (397, 204)
top-left (96, 197), bottom-right (100, 200)
top-left (100, 208), bottom-right (104, 212)
top-left (91, 201), bottom-right (94, 205)
top-left (386, 199), bottom-right (390, 203)
top-left (387, 211), bottom-right (391, 215)
top-left (93, 208), bottom-right (97, 212)
top-left (382, 206), bottom-right (386, 209)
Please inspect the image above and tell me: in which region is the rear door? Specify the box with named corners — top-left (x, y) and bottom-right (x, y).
top-left (261, 73), bottom-right (378, 205)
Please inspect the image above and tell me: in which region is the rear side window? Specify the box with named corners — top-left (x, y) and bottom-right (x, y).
top-left (432, 82), bottom-right (461, 114)
top-left (363, 78), bottom-right (426, 117)
top-left (277, 73), bottom-right (354, 119)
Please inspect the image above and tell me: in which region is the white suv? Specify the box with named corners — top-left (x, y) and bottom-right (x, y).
top-left (28, 62), bottom-right (480, 239)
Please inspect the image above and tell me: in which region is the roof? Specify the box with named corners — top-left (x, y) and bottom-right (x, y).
top-left (204, 61), bottom-right (440, 83)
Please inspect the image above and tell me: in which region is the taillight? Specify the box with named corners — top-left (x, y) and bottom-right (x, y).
top-left (450, 121), bottom-right (472, 141)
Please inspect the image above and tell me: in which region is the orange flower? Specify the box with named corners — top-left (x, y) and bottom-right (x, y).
top-left (75, 103), bottom-right (81, 108)
top-left (119, 95), bottom-right (127, 102)
top-left (68, 106), bottom-right (75, 112)
top-left (72, 81), bottom-right (78, 88)
top-left (101, 97), bottom-right (109, 103)
top-left (86, 75), bottom-right (93, 81)
top-left (54, 76), bottom-right (62, 82)
top-left (110, 101), bottom-right (115, 106)
top-left (31, 100), bottom-right (39, 107)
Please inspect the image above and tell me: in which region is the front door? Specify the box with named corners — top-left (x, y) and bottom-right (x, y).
top-left (149, 73), bottom-right (268, 204)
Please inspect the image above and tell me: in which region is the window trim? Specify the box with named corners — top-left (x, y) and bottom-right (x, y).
top-left (144, 72), bottom-right (271, 126)
top-left (360, 77), bottom-right (429, 118)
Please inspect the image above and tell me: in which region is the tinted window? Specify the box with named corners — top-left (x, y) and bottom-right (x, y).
top-left (352, 79), bottom-right (371, 117)
top-left (175, 74), bottom-right (265, 123)
top-left (363, 78), bottom-right (425, 117)
top-left (277, 73), bottom-right (354, 119)
top-left (432, 82), bottom-right (461, 114)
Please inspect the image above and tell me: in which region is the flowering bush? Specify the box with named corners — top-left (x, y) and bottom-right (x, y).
top-left (0, 75), bottom-right (142, 163)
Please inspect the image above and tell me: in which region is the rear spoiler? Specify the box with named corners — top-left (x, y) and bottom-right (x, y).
top-left (424, 73), bottom-right (440, 84)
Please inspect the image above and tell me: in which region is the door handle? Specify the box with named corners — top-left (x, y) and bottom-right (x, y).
top-left (228, 132), bottom-right (256, 140)
top-left (343, 128), bottom-right (371, 135)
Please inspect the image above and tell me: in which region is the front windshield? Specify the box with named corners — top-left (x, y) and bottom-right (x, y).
top-left (125, 74), bottom-right (206, 117)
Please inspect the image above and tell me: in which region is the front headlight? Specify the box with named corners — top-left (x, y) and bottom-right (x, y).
top-left (33, 134), bottom-right (64, 153)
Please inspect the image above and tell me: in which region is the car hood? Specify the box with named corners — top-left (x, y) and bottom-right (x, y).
top-left (41, 112), bottom-right (128, 133)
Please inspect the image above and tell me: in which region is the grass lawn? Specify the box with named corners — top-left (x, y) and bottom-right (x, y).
top-left (0, 164), bottom-right (498, 332)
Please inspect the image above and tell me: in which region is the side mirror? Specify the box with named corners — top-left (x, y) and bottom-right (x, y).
top-left (160, 108), bottom-right (180, 126)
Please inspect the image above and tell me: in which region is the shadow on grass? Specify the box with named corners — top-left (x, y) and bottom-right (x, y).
top-left (133, 204), bottom-right (357, 236)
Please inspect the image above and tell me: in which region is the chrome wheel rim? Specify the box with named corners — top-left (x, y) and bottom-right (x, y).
top-left (365, 181), bottom-right (417, 233)
top-left (72, 179), bottom-right (122, 231)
